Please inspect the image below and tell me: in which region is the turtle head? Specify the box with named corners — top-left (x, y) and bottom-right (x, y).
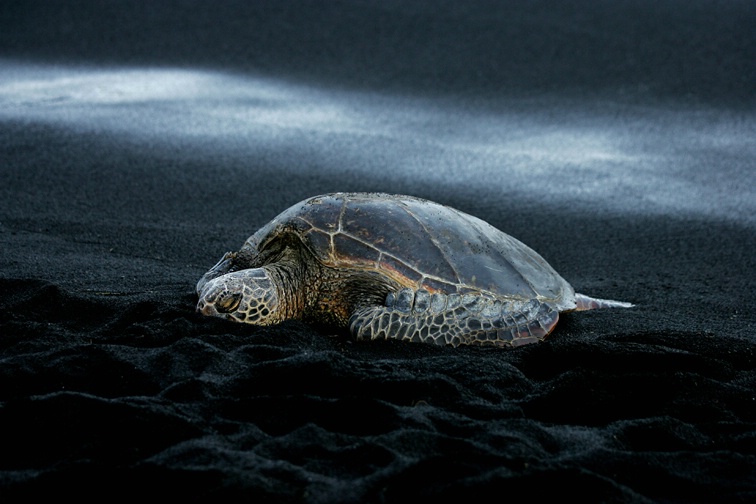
top-left (196, 268), bottom-right (282, 325)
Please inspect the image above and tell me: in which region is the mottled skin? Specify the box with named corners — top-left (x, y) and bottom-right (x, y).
top-left (197, 193), bottom-right (631, 347)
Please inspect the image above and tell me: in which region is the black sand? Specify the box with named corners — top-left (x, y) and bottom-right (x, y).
top-left (1, 1), bottom-right (754, 501)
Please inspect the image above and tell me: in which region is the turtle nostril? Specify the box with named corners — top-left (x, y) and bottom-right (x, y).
top-left (216, 292), bottom-right (242, 313)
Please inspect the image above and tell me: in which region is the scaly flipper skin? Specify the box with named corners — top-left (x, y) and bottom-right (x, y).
top-left (349, 288), bottom-right (560, 347)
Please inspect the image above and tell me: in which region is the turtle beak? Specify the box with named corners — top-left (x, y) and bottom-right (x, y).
top-left (196, 299), bottom-right (218, 316)
top-left (196, 284), bottom-right (220, 316)
top-left (197, 279), bottom-right (216, 313)
top-left (196, 252), bottom-right (236, 295)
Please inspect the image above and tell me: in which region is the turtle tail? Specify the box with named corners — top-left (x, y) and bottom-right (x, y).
top-left (574, 293), bottom-right (634, 311)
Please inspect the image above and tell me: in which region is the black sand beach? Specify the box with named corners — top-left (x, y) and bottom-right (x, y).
top-left (1, 1), bottom-right (754, 501)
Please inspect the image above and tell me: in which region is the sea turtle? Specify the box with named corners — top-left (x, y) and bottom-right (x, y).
top-left (196, 193), bottom-right (632, 347)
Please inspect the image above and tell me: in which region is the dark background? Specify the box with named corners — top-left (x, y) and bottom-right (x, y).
top-left (1, 1), bottom-right (754, 501)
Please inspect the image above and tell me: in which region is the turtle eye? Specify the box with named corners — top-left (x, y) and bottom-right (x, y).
top-left (216, 292), bottom-right (242, 313)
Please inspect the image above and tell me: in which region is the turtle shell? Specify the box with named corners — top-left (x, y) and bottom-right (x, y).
top-left (242, 193), bottom-right (577, 311)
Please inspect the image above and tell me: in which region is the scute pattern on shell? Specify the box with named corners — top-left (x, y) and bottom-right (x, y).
top-left (243, 193), bottom-right (576, 310)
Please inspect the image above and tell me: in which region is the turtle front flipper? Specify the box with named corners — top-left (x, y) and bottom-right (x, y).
top-left (196, 252), bottom-right (238, 295)
top-left (348, 288), bottom-right (559, 347)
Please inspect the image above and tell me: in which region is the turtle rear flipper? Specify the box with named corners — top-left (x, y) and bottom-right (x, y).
top-left (349, 288), bottom-right (560, 347)
top-left (574, 293), bottom-right (634, 311)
